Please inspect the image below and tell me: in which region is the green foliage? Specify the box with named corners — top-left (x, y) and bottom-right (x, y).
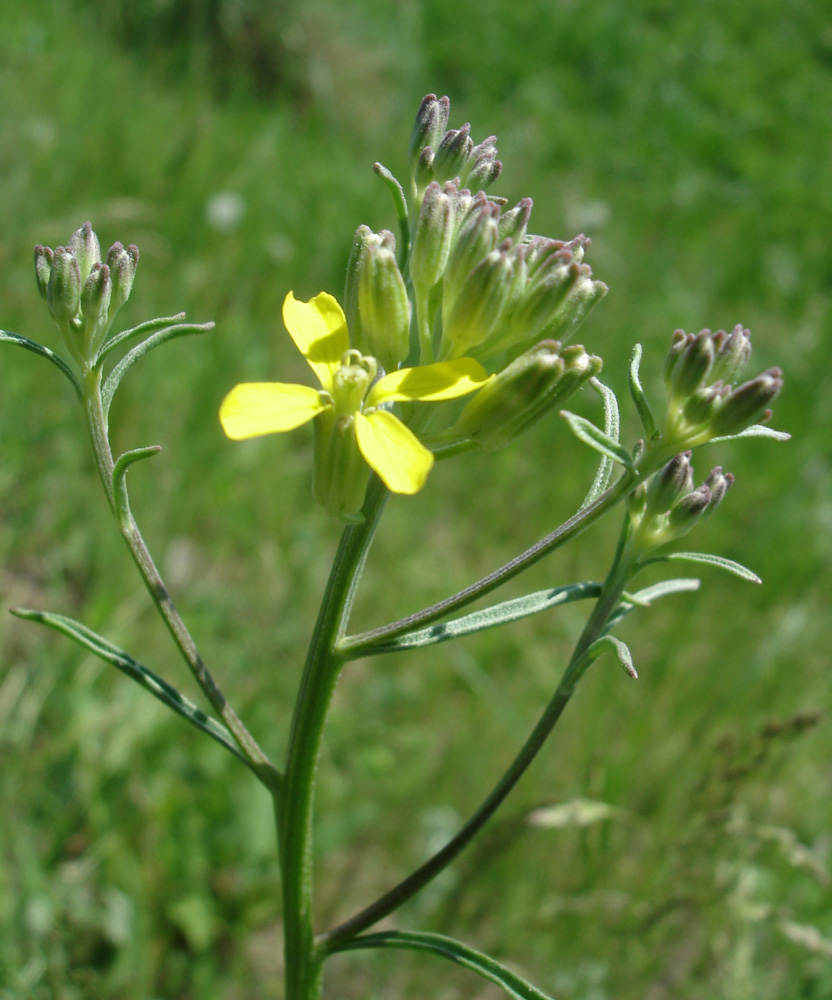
top-left (1, 0), bottom-right (829, 997)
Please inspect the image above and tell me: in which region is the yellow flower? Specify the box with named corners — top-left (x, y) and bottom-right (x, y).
top-left (220, 291), bottom-right (488, 500)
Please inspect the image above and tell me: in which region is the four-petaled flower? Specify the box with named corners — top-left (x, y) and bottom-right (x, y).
top-left (220, 291), bottom-right (489, 497)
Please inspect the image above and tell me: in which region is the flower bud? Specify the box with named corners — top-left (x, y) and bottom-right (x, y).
top-left (454, 341), bottom-right (601, 449)
top-left (67, 221), bottom-right (101, 284)
top-left (46, 246), bottom-right (82, 323)
top-left (357, 243), bottom-right (411, 371)
top-left (669, 329), bottom-right (715, 399)
top-left (80, 262), bottom-right (113, 350)
top-left (538, 270), bottom-right (608, 345)
top-left (645, 452), bottom-right (694, 517)
top-left (33, 245), bottom-right (53, 300)
top-left (409, 181), bottom-right (457, 295)
top-left (498, 198), bottom-right (533, 244)
top-left (408, 94), bottom-right (450, 167)
top-left (681, 382), bottom-right (730, 428)
top-left (463, 136), bottom-right (502, 190)
top-left (431, 125), bottom-right (473, 183)
top-left (510, 258), bottom-right (581, 344)
top-left (667, 485), bottom-right (712, 537)
top-left (663, 329), bottom-right (688, 387)
top-left (710, 325), bottom-right (752, 384)
top-left (443, 199), bottom-right (500, 312)
top-left (703, 467), bottom-right (734, 513)
top-left (312, 409), bottom-right (370, 521)
top-left (710, 368), bottom-right (784, 436)
top-left (440, 243), bottom-right (515, 359)
top-left (414, 146), bottom-right (435, 197)
top-left (106, 242), bottom-right (140, 315)
top-left (331, 350), bottom-right (376, 417)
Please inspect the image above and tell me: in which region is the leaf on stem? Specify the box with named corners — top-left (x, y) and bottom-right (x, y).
top-left (644, 551), bottom-right (761, 583)
top-left (0, 329), bottom-right (82, 398)
top-left (9, 607), bottom-right (252, 768)
top-left (341, 582), bottom-right (601, 658)
top-left (94, 313), bottom-right (187, 364)
top-left (708, 424), bottom-right (791, 444)
top-left (101, 320), bottom-right (215, 418)
top-left (112, 446), bottom-right (162, 524)
top-left (581, 377), bottom-right (620, 506)
top-left (374, 161), bottom-right (410, 271)
top-left (332, 929), bottom-right (556, 1000)
top-left (587, 634), bottom-right (638, 679)
top-left (561, 410), bottom-right (634, 470)
top-left (628, 343), bottom-right (658, 441)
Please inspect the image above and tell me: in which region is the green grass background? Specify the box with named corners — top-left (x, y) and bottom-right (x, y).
top-left (1, 0), bottom-right (830, 997)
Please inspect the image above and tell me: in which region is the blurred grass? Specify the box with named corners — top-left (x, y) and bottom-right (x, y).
top-left (1, 0), bottom-right (831, 997)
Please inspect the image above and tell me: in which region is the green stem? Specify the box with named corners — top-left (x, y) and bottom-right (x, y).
top-left (278, 476), bottom-right (389, 1000)
top-left (80, 365), bottom-right (279, 790)
top-left (319, 541), bottom-right (634, 951)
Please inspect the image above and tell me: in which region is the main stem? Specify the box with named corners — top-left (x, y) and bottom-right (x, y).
top-left (278, 477), bottom-right (389, 1000)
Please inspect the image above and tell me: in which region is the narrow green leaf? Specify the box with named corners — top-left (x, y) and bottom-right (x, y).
top-left (374, 161), bottom-right (410, 271)
top-left (342, 582), bottom-right (601, 658)
top-left (709, 424), bottom-right (791, 444)
top-left (95, 313), bottom-right (187, 364)
top-left (101, 320), bottom-right (214, 418)
top-left (0, 329), bottom-right (82, 398)
top-left (10, 607), bottom-right (251, 767)
top-left (588, 634), bottom-right (637, 678)
top-left (112, 446), bottom-right (162, 524)
top-left (630, 577), bottom-right (701, 603)
top-left (628, 343), bottom-right (658, 440)
top-left (332, 930), bottom-right (556, 1000)
top-left (581, 378), bottom-right (619, 506)
top-left (561, 411), bottom-right (634, 470)
top-left (646, 551), bottom-right (761, 583)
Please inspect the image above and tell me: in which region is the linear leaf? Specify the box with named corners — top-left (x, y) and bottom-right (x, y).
top-left (332, 930), bottom-right (555, 1000)
top-left (582, 378), bottom-right (619, 506)
top-left (343, 582), bottom-right (601, 657)
top-left (0, 329), bottom-right (82, 398)
top-left (101, 320), bottom-right (214, 418)
top-left (374, 161), bottom-right (409, 270)
top-left (95, 313), bottom-right (187, 364)
top-left (630, 577), bottom-right (701, 603)
top-left (561, 411), bottom-right (634, 470)
top-left (10, 607), bottom-right (250, 767)
top-left (646, 550), bottom-right (761, 583)
top-left (628, 343), bottom-right (658, 440)
top-left (709, 424), bottom-right (791, 444)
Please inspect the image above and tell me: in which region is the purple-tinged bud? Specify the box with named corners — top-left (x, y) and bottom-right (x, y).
top-left (67, 222), bottom-right (101, 284)
top-left (703, 467), bottom-right (734, 513)
top-left (463, 136), bottom-right (502, 190)
top-left (627, 481), bottom-right (648, 520)
top-left (668, 485), bottom-right (712, 536)
top-left (710, 324), bottom-right (752, 384)
top-left (511, 259), bottom-right (581, 344)
top-left (681, 382), bottom-right (730, 427)
top-left (663, 329), bottom-right (689, 387)
top-left (81, 262), bottom-right (112, 349)
top-left (414, 146), bottom-right (435, 195)
top-left (432, 124), bottom-right (474, 183)
top-left (46, 246), bottom-right (82, 323)
top-left (444, 200), bottom-right (500, 310)
top-left (106, 242), bottom-right (139, 315)
top-left (357, 243), bottom-right (411, 371)
top-left (455, 340), bottom-right (601, 450)
top-left (669, 329), bottom-right (715, 399)
top-left (410, 181), bottom-right (457, 294)
top-left (524, 237), bottom-right (567, 277)
top-left (710, 368), bottom-right (784, 436)
top-left (646, 452), bottom-right (694, 516)
top-left (498, 198), bottom-right (533, 244)
top-left (440, 243), bottom-right (515, 359)
top-left (33, 245), bottom-right (54, 300)
top-left (538, 270), bottom-right (608, 345)
top-left (408, 94), bottom-right (450, 167)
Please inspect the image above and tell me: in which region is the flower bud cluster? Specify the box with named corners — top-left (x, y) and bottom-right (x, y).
top-left (628, 452), bottom-right (734, 552)
top-left (34, 222), bottom-right (139, 364)
top-left (663, 326), bottom-right (783, 445)
top-left (408, 94), bottom-right (502, 201)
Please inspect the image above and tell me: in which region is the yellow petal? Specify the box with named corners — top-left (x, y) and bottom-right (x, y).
top-left (220, 382), bottom-right (326, 439)
top-left (367, 358), bottom-right (491, 406)
top-left (355, 410), bottom-right (434, 494)
top-left (282, 291), bottom-right (350, 389)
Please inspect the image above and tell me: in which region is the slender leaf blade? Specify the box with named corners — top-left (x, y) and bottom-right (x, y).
top-left (561, 411), bottom-right (634, 470)
top-left (10, 607), bottom-right (249, 765)
top-left (588, 634), bottom-right (637, 678)
top-left (650, 551), bottom-right (761, 583)
top-left (0, 329), bottom-right (82, 398)
top-left (582, 378), bottom-right (620, 506)
top-left (95, 313), bottom-right (187, 364)
top-left (628, 343), bottom-right (658, 440)
top-left (333, 930), bottom-right (556, 1000)
top-left (709, 424), bottom-right (791, 444)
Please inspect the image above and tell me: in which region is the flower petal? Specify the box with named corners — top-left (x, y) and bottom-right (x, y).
top-left (367, 358), bottom-right (491, 406)
top-left (220, 382), bottom-right (326, 439)
top-left (355, 410), bottom-right (434, 494)
top-left (283, 291), bottom-right (350, 389)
